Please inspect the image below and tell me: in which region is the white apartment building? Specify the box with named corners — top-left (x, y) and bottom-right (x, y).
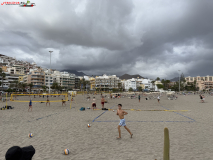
top-left (123, 78), bottom-right (137, 91)
top-left (142, 79), bottom-right (157, 91)
top-left (122, 78), bottom-right (158, 91)
top-left (44, 69), bottom-right (54, 91)
top-left (7, 65), bottom-right (25, 75)
top-left (0, 72), bottom-right (19, 90)
top-left (52, 71), bottom-right (75, 90)
top-left (95, 74), bottom-right (121, 90)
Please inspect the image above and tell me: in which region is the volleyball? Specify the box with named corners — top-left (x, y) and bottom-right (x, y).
top-left (88, 124), bottom-right (91, 128)
top-left (28, 133), bottom-right (33, 138)
top-left (113, 110), bottom-right (115, 112)
top-left (64, 149), bottom-right (69, 155)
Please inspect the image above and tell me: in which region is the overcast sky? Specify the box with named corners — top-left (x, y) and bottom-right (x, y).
top-left (0, 0), bottom-right (213, 79)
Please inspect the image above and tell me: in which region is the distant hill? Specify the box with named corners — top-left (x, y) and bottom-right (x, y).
top-left (170, 77), bottom-right (179, 82)
top-left (119, 74), bottom-right (144, 80)
top-left (61, 70), bottom-right (86, 76)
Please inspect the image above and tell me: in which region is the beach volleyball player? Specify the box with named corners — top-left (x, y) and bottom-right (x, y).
top-left (28, 98), bottom-right (32, 112)
top-left (116, 104), bottom-right (133, 139)
top-left (91, 97), bottom-right (97, 110)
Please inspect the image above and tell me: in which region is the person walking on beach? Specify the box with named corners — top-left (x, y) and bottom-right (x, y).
top-left (157, 96), bottom-right (160, 103)
top-left (200, 95), bottom-right (203, 103)
top-left (202, 95), bottom-right (205, 103)
top-left (138, 94), bottom-right (141, 102)
top-left (101, 96), bottom-right (105, 108)
top-left (91, 97), bottom-right (97, 110)
top-left (46, 98), bottom-right (50, 106)
top-left (116, 104), bottom-right (133, 139)
top-left (62, 99), bottom-right (66, 106)
top-left (28, 99), bottom-right (32, 112)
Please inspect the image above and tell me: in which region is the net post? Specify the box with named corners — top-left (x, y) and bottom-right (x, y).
top-left (10, 93), bottom-right (13, 101)
top-left (6, 93), bottom-right (7, 107)
top-left (70, 94), bottom-right (72, 109)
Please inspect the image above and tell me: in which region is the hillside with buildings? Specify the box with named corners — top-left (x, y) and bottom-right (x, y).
top-left (1, 54), bottom-right (210, 92)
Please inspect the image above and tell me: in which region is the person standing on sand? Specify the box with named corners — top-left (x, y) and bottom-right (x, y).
top-left (91, 97), bottom-right (97, 110)
top-left (200, 95), bottom-right (203, 103)
top-left (28, 99), bottom-right (32, 112)
top-left (138, 94), bottom-right (141, 102)
top-left (101, 96), bottom-right (105, 108)
top-left (202, 95), bottom-right (205, 103)
top-left (157, 96), bottom-right (160, 103)
top-left (62, 99), bottom-right (66, 106)
top-left (46, 98), bottom-right (50, 106)
top-left (116, 104), bottom-right (133, 139)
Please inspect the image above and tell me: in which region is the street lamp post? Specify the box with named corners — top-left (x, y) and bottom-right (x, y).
top-left (178, 70), bottom-right (181, 93)
top-left (49, 51), bottom-right (53, 94)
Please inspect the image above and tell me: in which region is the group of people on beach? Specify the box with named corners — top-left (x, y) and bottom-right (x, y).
top-left (28, 95), bottom-right (67, 111)
top-left (91, 96), bottom-right (106, 110)
top-left (138, 94), bottom-right (161, 103)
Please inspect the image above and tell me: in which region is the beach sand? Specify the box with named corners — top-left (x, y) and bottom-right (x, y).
top-left (0, 93), bottom-right (213, 160)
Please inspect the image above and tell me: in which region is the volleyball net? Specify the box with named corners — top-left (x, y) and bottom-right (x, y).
top-left (10, 94), bottom-right (69, 102)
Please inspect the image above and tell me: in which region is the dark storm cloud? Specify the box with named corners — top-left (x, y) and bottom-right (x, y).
top-left (0, 0), bottom-right (213, 79)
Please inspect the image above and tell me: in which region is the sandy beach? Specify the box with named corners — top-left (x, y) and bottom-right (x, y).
top-left (0, 93), bottom-right (213, 160)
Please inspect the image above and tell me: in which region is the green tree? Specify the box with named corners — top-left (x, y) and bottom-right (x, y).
top-left (137, 86), bottom-right (142, 91)
top-left (85, 80), bottom-right (90, 91)
top-left (151, 81), bottom-right (155, 91)
top-left (21, 83), bottom-right (27, 91)
top-left (180, 73), bottom-right (186, 83)
top-left (165, 80), bottom-right (171, 89)
top-left (118, 83), bottom-right (122, 89)
top-left (112, 88), bottom-right (118, 93)
top-left (42, 85), bottom-right (48, 92)
top-left (9, 83), bottom-right (15, 89)
top-left (161, 79), bottom-right (171, 90)
top-left (51, 82), bottom-right (62, 92)
top-left (156, 84), bottom-right (164, 89)
top-left (156, 77), bottom-right (160, 81)
top-left (28, 83), bottom-right (34, 93)
top-left (129, 87), bottom-right (133, 92)
top-left (78, 78), bottom-right (87, 91)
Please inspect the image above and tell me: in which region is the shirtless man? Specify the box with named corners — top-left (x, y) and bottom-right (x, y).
top-left (101, 96), bottom-right (105, 108)
top-left (116, 104), bottom-right (133, 139)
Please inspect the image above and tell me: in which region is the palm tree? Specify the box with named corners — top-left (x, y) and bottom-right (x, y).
top-left (42, 85), bottom-right (48, 92)
top-left (129, 87), bottom-right (133, 92)
top-left (21, 83), bottom-right (27, 92)
top-left (85, 80), bottom-right (90, 91)
top-left (51, 82), bottom-right (59, 92)
top-left (151, 81), bottom-right (155, 91)
top-left (78, 78), bottom-right (86, 91)
top-left (28, 83), bottom-right (33, 93)
top-left (156, 77), bottom-right (160, 81)
top-left (165, 80), bottom-right (171, 89)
